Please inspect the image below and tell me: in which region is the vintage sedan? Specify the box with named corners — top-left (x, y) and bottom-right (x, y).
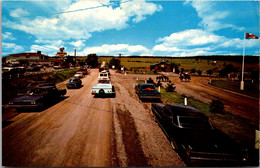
top-left (135, 83), bottom-right (161, 101)
top-left (8, 85), bottom-right (66, 110)
top-left (66, 77), bottom-right (82, 89)
top-left (74, 72), bottom-right (84, 78)
top-left (91, 79), bottom-right (115, 97)
top-left (151, 103), bottom-right (248, 166)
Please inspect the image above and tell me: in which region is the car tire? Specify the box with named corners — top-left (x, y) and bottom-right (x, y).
top-left (99, 89), bottom-right (105, 95)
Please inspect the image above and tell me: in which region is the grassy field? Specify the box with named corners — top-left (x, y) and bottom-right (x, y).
top-left (97, 56), bottom-right (259, 73)
top-left (210, 80), bottom-right (259, 98)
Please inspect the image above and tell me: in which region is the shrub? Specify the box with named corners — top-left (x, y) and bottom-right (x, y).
top-left (210, 100), bottom-right (225, 114)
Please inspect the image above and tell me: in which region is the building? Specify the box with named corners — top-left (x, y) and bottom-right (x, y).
top-left (3, 51), bottom-right (49, 64)
top-left (2, 51), bottom-right (63, 67)
top-left (150, 60), bottom-right (172, 72)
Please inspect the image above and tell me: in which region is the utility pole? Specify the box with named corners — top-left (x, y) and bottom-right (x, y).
top-left (74, 49), bottom-right (76, 67)
top-left (240, 33), bottom-right (246, 90)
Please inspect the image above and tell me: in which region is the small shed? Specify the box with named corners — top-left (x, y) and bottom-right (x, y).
top-left (150, 60), bottom-right (171, 72)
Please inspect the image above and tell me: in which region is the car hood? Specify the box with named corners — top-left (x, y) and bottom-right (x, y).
top-left (11, 95), bottom-right (44, 102)
top-left (179, 129), bottom-right (242, 153)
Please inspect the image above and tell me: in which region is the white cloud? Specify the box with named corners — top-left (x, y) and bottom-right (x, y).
top-left (2, 32), bottom-right (16, 40)
top-left (157, 29), bottom-right (223, 47)
top-left (10, 8), bottom-right (29, 18)
top-left (185, 1), bottom-right (244, 32)
top-left (81, 44), bottom-right (149, 55)
top-left (153, 29), bottom-right (259, 56)
top-left (30, 44), bottom-right (60, 55)
top-left (120, 0), bottom-right (162, 23)
top-left (69, 40), bottom-right (86, 49)
top-left (4, 0), bottom-right (162, 42)
top-left (2, 42), bottom-right (24, 53)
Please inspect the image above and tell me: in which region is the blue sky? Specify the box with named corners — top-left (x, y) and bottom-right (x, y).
top-left (2, 0), bottom-right (260, 57)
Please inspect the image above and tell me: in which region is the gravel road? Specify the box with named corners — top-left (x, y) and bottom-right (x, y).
top-left (2, 69), bottom-right (185, 167)
top-left (3, 69), bottom-right (257, 167)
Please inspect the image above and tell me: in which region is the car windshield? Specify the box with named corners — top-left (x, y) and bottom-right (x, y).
top-left (27, 88), bottom-right (48, 95)
top-left (179, 116), bottom-right (213, 129)
top-left (141, 85), bottom-right (155, 91)
top-left (98, 80), bottom-right (110, 84)
top-left (69, 79), bottom-right (77, 82)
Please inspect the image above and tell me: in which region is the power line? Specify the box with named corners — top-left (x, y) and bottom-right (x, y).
top-left (12, 0), bottom-right (131, 18)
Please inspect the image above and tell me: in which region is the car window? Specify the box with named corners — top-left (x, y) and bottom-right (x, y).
top-left (98, 80), bottom-right (110, 84)
top-left (27, 88), bottom-right (47, 95)
top-left (163, 107), bottom-right (172, 116)
top-left (178, 116), bottom-right (213, 129)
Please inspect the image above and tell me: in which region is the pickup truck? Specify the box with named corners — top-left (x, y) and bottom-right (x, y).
top-left (91, 79), bottom-right (115, 97)
top-left (151, 103), bottom-right (248, 166)
top-left (8, 85), bottom-right (66, 110)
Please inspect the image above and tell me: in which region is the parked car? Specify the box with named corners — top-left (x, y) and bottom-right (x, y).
top-left (66, 77), bottom-right (82, 89)
top-left (74, 72), bottom-right (84, 78)
top-left (98, 70), bottom-right (110, 80)
top-left (8, 85), bottom-right (66, 110)
top-left (151, 103), bottom-right (248, 166)
top-left (135, 83), bottom-right (161, 101)
top-left (91, 79), bottom-right (115, 97)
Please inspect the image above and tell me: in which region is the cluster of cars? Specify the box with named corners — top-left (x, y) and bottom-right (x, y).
top-left (134, 77), bottom-right (247, 166)
top-left (91, 68), bottom-right (115, 97)
top-left (8, 82), bottom-right (66, 110)
top-left (66, 69), bottom-right (88, 89)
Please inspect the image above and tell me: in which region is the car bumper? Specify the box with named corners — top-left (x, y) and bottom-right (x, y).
top-left (139, 95), bottom-right (161, 99)
top-left (187, 153), bottom-right (247, 166)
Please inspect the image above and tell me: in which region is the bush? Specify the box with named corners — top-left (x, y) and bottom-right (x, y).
top-left (210, 99), bottom-right (225, 114)
top-left (146, 77), bottom-right (154, 83)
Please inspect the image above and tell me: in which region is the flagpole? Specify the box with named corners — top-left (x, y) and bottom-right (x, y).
top-left (240, 32), bottom-right (246, 90)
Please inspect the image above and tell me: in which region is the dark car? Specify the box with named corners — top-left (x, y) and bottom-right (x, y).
top-left (151, 104), bottom-right (248, 166)
top-left (66, 77), bottom-right (82, 89)
top-left (135, 83), bottom-right (161, 101)
top-left (8, 85), bottom-right (67, 110)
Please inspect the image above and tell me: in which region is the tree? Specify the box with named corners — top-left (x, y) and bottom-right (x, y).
top-left (219, 64), bottom-right (235, 77)
top-left (86, 54), bottom-right (98, 68)
top-left (206, 69), bottom-right (213, 76)
top-left (109, 57), bottom-right (121, 69)
top-left (197, 70), bottom-right (202, 76)
top-left (190, 68), bottom-right (196, 74)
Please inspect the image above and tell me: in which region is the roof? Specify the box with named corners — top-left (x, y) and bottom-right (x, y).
top-left (6, 52), bottom-right (47, 57)
top-left (150, 61), bottom-right (171, 67)
top-left (166, 104), bottom-right (207, 118)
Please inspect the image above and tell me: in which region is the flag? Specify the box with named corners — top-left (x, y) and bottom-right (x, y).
top-left (246, 33), bottom-right (259, 39)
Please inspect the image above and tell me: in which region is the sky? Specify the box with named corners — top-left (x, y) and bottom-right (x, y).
top-left (2, 0), bottom-right (260, 57)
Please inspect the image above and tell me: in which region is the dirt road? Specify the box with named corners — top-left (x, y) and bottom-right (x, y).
top-left (2, 69), bottom-right (185, 167)
top-left (173, 75), bottom-right (259, 126)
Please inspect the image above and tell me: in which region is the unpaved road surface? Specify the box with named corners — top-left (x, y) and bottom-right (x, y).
top-left (3, 69), bottom-right (258, 167)
top-left (2, 69), bottom-right (185, 167)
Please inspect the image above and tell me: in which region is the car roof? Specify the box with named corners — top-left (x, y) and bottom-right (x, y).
top-left (166, 104), bottom-right (207, 118)
top-left (139, 83), bottom-right (154, 86)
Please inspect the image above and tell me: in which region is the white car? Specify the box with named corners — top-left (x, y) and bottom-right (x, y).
top-left (91, 79), bottom-right (115, 97)
top-left (74, 72), bottom-right (84, 78)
